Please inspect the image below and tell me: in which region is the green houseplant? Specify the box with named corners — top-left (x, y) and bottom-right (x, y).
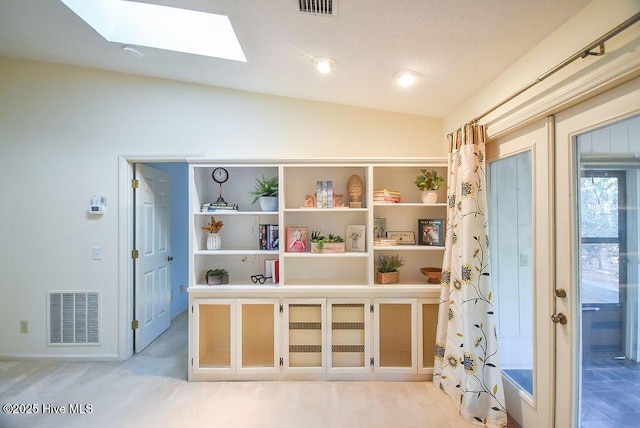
top-left (375, 254), bottom-right (405, 284)
top-left (206, 268), bottom-right (229, 285)
top-left (414, 169), bottom-right (444, 203)
top-left (249, 175), bottom-right (278, 211)
top-left (310, 230), bottom-right (345, 253)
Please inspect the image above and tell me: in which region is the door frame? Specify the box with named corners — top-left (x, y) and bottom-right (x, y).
top-left (117, 155), bottom-right (189, 361)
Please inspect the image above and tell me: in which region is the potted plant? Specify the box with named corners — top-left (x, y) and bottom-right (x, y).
top-left (375, 254), bottom-right (405, 284)
top-left (206, 268), bottom-right (229, 285)
top-left (249, 175), bottom-right (278, 212)
top-left (310, 230), bottom-right (345, 253)
top-left (414, 169), bottom-right (444, 203)
top-left (202, 216), bottom-right (223, 250)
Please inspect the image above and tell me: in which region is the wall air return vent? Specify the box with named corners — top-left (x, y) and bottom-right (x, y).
top-left (48, 291), bottom-right (100, 345)
top-left (297, 0), bottom-right (337, 16)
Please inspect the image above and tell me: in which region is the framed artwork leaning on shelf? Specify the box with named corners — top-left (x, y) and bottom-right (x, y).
top-left (286, 226), bottom-right (308, 252)
top-left (346, 225), bottom-right (365, 251)
top-left (418, 219), bottom-right (444, 246)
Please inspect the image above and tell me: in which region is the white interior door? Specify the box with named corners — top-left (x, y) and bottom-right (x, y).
top-left (487, 118), bottom-right (555, 427)
top-left (554, 77), bottom-right (640, 427)
top-left (135, 163), bottom-right (171, 352)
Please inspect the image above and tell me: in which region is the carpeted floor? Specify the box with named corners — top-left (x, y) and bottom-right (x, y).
top-left (0, 311), bottom-right (477, 428)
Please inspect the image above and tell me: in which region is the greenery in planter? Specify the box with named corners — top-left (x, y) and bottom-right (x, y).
top-left (311, 230), bottom-right (344, 250)
top-left (375, 254), bottom-right (405, 273)
top-left (414, 169), bottom-right (444, 191)
top-left (249, 175), bottom-right (278, 204)
top-left (206, 268), bottom-right (229, 277)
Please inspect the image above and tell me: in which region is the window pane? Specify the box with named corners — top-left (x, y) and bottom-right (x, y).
top-left (489, 151), bottom-right (533, 396)
top-left (580, 242), bottom-right (620, 304)
top-left (580, 176), bottom-right (618, 238)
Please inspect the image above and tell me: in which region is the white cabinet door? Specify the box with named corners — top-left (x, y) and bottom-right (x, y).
top-left (282, 299), bottom-right (326, 373)
top-left (373, 298), bottom-right (417, 373)
top-left (237, 299), bottom-right (280, 375)
top-left (191, 299), bottom-right (236, 376)
top-left (327, 299), bottom-right (371, 374)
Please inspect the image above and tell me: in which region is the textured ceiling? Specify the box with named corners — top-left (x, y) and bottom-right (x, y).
top-left (0, 0), bottom-right (592, 117)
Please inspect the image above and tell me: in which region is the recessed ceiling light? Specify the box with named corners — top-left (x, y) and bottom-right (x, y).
top-left (394, 70), bottom-right (419, 88)
top-left (315, 57), bottom-right (337, 74)
top-left (60, 0), bottom-right (246, 62)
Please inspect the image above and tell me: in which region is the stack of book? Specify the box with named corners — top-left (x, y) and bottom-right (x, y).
top-left (201, 203), bottom-right (239, 212)
top-left (373, 189), bottom-right (401, 203)
top-left (316, 180), bottom-right (333, 208)
top-left (259, 224), bottom-right (279, 250)
top-left (264, 259), bottom-right (279, 284)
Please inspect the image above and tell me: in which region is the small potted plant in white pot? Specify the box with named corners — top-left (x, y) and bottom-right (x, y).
top-left (414, 169), bottom-right (444, 203)
top-left (249, 175), bottom-right (278, 212)
top-left (206, 268), bottom-right (229, 285)
top-left (375, 254), bottom-right (405, 284)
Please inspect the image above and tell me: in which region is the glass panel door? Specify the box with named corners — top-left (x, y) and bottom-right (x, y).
top-left (487, 118), bottom-right (555, 427)
top-left (574, 117), bottom-right (640, 427)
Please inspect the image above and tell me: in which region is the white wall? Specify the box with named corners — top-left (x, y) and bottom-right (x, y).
top-left (0, 58), bottom-right (442, 359)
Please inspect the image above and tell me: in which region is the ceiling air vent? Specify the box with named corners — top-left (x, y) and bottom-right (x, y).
top-left (298, 0), bottom-right (337, 16)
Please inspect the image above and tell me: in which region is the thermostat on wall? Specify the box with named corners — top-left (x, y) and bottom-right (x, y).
top-left (89, 195), bottom-right (107, 215)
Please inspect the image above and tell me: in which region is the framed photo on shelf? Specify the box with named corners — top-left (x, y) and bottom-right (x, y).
top-left (373, 218), bottom-right (386, 239)
top-left (346, 225), bottom-right (366, 251)
top-left (386, 231), bottom-right (415, 245)
top-left (286, 227), bottom-right (308, 252)
top-left (418, 219), bottom-right (444, 246)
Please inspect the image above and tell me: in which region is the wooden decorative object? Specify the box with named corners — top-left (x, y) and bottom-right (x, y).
top-left (347, 175), bottom-right (363, 208)
top-left (311, 242), bottom-right (345, 254)
top-left (333, 193), bottom-right (345, 207)
top-left (303, 194), bottom-right (316, 208)
top-left (375, 271), bottom-right (399, 284)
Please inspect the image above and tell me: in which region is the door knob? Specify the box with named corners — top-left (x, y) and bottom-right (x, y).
top-left (555, 289), bottom-right (567, 298)
top-left (167, 256), bottom-right (174, 261)
top-left (551, 313), bottom-right (567, 325)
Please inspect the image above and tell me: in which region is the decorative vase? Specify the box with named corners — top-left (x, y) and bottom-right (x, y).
top-left (421, 190), bottom-right (438, 204)
top-left (206, 233), bottom-right (221, 250)
top-left (259, 196), bottom-right (278, 212)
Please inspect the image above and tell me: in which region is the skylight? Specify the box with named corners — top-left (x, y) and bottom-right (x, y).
top-left (60, 0), bottom-right (246, 62)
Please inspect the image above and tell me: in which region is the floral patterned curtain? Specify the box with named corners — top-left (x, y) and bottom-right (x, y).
top-left (433, 124), bottom-right (507, 428)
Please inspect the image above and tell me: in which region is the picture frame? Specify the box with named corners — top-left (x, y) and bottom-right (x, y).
top-left (346, 225), bottom-right (366, 251)
top-left (373, 218), bottom-right (386, 239)
top-left (386, 231), bottom-right (415, 245)
top-left (286, 226), bottom-right (309, 252)
top-left (418, 219), bottom-right (444, 246)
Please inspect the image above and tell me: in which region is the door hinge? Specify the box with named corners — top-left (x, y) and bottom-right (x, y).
top-left (279, 357), bottom-right (284, 366)
top-left (131, 179), bottom-right (139, 189)
top-left (132, 249), bottom-right (139, 259)
top-left (191, 305), bottom-right (194, 314)
top-left (131, 319), bottom-right (139, 330)
top-left (191, 358), bottom-right (194, 367)
top-left (279, 304), bottom-right (283, 314)
top-left (370, 304), bottom-right (374, 313)
top-left (370, 357), bottom-right (374, 367)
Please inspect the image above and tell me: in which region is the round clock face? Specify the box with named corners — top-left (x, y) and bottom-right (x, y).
top-left (212, 167), bottom-right (229, 184)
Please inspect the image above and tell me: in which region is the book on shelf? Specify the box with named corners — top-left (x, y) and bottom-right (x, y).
top-left (264, 259), bottom-right (279, 284)
top-left (373, 189), bottom-right (401, 203)
top-left (201, 203), bottom-right (239, 212)
top-left (316, 180), bottom-right (333, 208)
top-left (259, 224), bottom-right (279, 250)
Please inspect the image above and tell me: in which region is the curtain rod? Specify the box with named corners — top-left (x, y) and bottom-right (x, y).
top-left (467, 11), bottom-right (640, 125)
